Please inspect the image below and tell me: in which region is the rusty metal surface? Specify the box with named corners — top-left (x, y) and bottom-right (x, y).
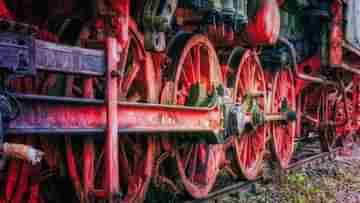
top-left (0, 32), bottom-right (105, 75)
top-left (0, 0), bottom-right (360, 202)
top-left (6, 93), bottom-right (222, 139)
top-left (0, 32), bottom-right (34, 74)
top-left (35, 39), bottom-right (105, 76)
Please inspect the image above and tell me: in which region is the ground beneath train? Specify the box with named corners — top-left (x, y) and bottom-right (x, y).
top-left (220, 143), bottom-right (360, 203)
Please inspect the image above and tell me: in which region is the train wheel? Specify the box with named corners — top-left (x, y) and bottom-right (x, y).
top-left (62, 19), bottom-right (156, 203)
top-left (116, 19), bottom-right (157, 203)
top-left (334, 98), bottom-right (353, 137)
top-left (0, 77), bottom-right (74, 202)
top-left (163, 34), bottom-right (223, 198)
top-left (227, 48), bottom-right (267, 180)
top-left (319, 87), bottom-right (339, 152)
top-left (334, 96), bottom-right (354, 150)
top-left (118, 136), bottom-right (155, 203)
top-left (320, 87), bottom-right (353, 152)
top-left (271, 68), bottom-right (296, 169)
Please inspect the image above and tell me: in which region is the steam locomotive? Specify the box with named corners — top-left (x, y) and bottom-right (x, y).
top-left (0, 0), bottom-right (358, 202)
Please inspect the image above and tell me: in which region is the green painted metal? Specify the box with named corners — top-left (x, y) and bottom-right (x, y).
top-left (280, 0), bottom-right (309, 14)
top-left (186, 83), bottom-right (208, 106)
top-left (279, 11), bottom-right (305, 40)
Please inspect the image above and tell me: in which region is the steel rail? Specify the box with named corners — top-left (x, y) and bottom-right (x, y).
top-left (343, 41), bottom-right (360, 57)
top-left (182, 147), bottom-right (342, 203)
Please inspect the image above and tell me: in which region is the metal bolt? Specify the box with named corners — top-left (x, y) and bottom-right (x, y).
top-left (111, 70), bottom-right (121, 78)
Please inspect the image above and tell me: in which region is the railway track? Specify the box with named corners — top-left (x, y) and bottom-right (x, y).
top-left (182, 146), bottom-right (343, 203)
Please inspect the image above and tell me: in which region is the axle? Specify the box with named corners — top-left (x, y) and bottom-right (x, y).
top-left (264, 112), bottom-right (297, 122)
top-left (226, 104), bottom-right (296, 136)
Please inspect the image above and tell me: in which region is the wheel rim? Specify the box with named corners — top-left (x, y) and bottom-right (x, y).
top-left (229, 49), bottom-right (267, 180)
top-left (271, 68), bottom-right (296, 169)
top-left (164, 34), bottom-right (222, 198)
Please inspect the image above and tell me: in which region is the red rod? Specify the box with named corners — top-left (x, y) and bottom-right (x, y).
top-left (105, 37), bottom-right (120, 201)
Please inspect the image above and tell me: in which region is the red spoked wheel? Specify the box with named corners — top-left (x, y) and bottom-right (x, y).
top-left (271, 68), bottom-right (296, 169)
top-left (61, 19), bottom-right (157, 203)
top-left (319, 86), bottom-right (352, 152)
top-left (334, 95), bottom-right (355, 150)
top-left (333, 96), bottom-right (353, 138)
top-left (318, 87), bottom-right (340, 152)
top-left (162, 34), bottom-right (223, 198)
top-left (227, 48), bottom-right (267, 180)
top-left (118, 136), bottom-right (155, 203)
top-left (0, 67), bottom-right (74, 202)
top-left (112, 19), bottom-right (157, 203)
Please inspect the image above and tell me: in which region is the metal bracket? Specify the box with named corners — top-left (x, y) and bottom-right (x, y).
top-left (143, 0), bottom-right (178, 52)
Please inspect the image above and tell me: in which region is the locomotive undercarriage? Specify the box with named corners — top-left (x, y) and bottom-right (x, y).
top-left (0, 0), bottom-right (359, 203)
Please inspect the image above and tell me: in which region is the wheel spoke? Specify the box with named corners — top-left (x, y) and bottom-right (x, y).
top-left (181, 68), bottom-right (192, 89)
top-left (189, 145), bottom-right (199, 182)
top-left (193, 45), bottom-right (201, 83)
top-left (184, 145), bottom-right (194, 168)
top-left (121, 62), bottom-right (141, 96)
top-left (184, 53), bottom-right (197, 85)
top-left (250, 58), bottom-right (257, 91)
top-left (243, 59), bottom-right (252, 91)
top-left (237, 59), bottom-right (251, 102)
top-left (237, 79), bottom-right (246, 102)
top-left (120, 141), bottom-right (131, 176)
top-left (246, 135), bottom-right (252, 168)
top-left (119, 40), bottom-right (131, 85)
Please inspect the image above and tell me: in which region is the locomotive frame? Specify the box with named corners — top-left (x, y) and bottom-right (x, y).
top-left (0, 0), bottom-right (359, 202)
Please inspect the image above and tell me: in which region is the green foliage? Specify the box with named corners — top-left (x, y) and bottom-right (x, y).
top-left (279, 173), bottom-right (336, 203)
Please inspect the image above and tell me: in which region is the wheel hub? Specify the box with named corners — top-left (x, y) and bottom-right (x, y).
top-left (227, 104), bottom-right (248, 136)
top-left (225, 96), bottom-right (296, 137)
top-left (225, 101), bottom-right (264, 137)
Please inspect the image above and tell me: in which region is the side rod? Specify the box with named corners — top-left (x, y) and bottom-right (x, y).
top-left (6, 93), bottom-right (222, 141)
